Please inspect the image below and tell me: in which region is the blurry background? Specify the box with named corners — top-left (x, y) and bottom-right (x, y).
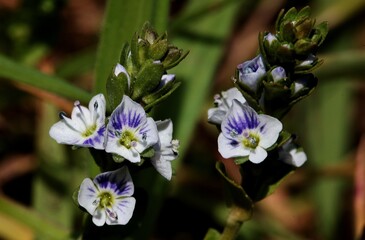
top-left (0, 0), bottom-right (364, 239)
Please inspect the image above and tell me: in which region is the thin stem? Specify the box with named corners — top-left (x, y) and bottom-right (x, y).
top-left (220, 204), bottom-right (252, 240)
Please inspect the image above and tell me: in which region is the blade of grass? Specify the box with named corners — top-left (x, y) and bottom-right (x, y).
top-left (0, 196), bottom-right (69, 240)
top-left (315, 51), bottom-right (365, 80)
top-left (0, 54), bottom-right (91, 103)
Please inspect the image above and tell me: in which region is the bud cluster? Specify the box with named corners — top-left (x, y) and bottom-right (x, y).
top-left (235, 6), bottom-right (328, 118)
top-left (106, 22), bottom-right (189, 111)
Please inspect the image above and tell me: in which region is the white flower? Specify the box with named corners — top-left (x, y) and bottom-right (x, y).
top-left (49, 94), bottom-right (106, 149)
top-left (237, 55), bottom-right (266, 92)
top-left (78, 166), bottom-right (136, 226)
top-left (105, 95), bottom-right (159, 163)
top-left (151, 119), bottom-right (179, 180)
top-left (208, 88), bottom-right (246, 125)
top-left (218, 100), bottom-right (282, 164)
top-left (278, 141), bottom-right (307, 167)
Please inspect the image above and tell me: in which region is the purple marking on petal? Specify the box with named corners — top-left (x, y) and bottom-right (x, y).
top-left (230, 140), bottom-right (239, 146)
top-left (83, 138), bottom-right (94, 146)
top-left (87, 187), bottom-right (96, 193)
top-left (259, 124), bottom-right (266, 133)
top-left (94, 171), bottom-right (132, 197)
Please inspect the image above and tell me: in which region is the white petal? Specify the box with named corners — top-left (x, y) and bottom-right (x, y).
top-left (105, 141), bottom-right (141, 163)
top-left (78, 178), bottom-right (99, 215)
top-left (151, 155), bottom-right (173, 180)
top-left (289, 149), bottom-right (307, 167)
top-left (218, 133), bottom-right (250, 159)
top-left (106, 197), bottom-right (136, 225)
top-left (88, 94), bottom-right (106, 126)
top-left (249, 146), bottom-right (267, 163)
top-left (224, 88), bottom-right (246, 106)
top-left (257, 114), bottom-right (283, 149)
top-left (156, 119), bottom-right (173, 146)
top-left (71, 105), bottom-right (92, 131)
top-left (92, 208), bottom-right (106, 226)
top-left (207, 108), bottom-right (226, 125)
top-left (49, 120), bottom-right (83, 145)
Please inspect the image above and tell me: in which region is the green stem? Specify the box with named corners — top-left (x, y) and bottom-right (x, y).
top-left (220, 205), bottom-right (251, 240)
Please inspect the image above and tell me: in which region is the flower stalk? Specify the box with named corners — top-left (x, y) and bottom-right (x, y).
top-left (220, 205), bottom-right (251, 240)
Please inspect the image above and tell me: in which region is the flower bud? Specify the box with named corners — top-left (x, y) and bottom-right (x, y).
top-left (237, 55), bottom-right (266, 93)
top-left (131, 61), bottom-right (164, 101)
top-left (269, 66), bottom-right (286, 83)
top-left (106, 64), bottom-right (131, 110)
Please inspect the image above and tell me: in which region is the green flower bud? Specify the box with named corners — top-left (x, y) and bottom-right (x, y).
top-left (148, 39), bottom-right (169, 60)
top-left (131, 60), bottom-right (164, 101)
top-left (162, 47), bottom-right (189, 70)
top-left (106, 64), bottom-right (131, 110)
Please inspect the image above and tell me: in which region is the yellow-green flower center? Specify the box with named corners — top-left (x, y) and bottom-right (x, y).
top-left (119, 130), bottom-right (137, 149)
top-left (242, 133), bottom-right (260, 149)
top-left (98, 191), bottom-right (114, 208)
top-left (82, 124), bottom-right (97, 137)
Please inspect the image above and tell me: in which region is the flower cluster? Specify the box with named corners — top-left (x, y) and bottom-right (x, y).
top-left (50, 93), bottom-right (179, 226)
top-left (207, 6), bottom-right (324, 206)
top-left (49, 22), bottom-right (186, 227)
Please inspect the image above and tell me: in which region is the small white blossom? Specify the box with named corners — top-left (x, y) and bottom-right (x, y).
top-left (208, 88), bottom-right (246, 125)
top-left (78, 166), bottom-right (136, 226)
top-left (105, 95), bottom-right (159, 163)
top-left (49, 94), bottom-right (106, 149)
top-left (279, 141), bottom-right (307, 167)
top-left (218, 100), bottom-right (282, 164)
top-left (237, 55), bottom-right (266, 92)
top-left (151, 119), bottom-right (179, 180)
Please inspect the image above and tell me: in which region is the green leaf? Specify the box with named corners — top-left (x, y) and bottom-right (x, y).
top-left (0, 54), bottom-right (91, 103)
top-left (216, 162), bottom-right (254, 212)
top-left (203, 228), bottom-right (221, 240)
top-left (240, 152), bottom-right (295, 202)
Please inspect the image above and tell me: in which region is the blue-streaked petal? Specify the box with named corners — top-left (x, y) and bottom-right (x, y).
top-left (248, 146), bottom-right (267, 163)
top-left (218, 133), bottom-right (250, 159)
top-left (108, 95), bottom-right (146, 132)
top-left (133, 117), bottom-right (159, 153)
top-left (94, 167), bottom-right (134, 197)
top-left (221, 100), bottom-right (259, 138)
top-left (106, 197), bottom-right (136, 225)
top-left (257, 114), bottom-right (282, 149)
top-left (78, 178), bottom-right (99, 215)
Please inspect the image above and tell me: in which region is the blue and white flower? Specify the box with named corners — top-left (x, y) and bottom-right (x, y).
top-left (105, 95), bottom-right (159, 163)
top-left (237, 55), bottom-right (266, 92)
top-left (151, 119), bottom-right (179, 180)
top-left (208, 87), bottom-right (246, 125)
top-left (49, 94), bottom-right (106, 149)
top-left (78, 166), bottom-right (136, 226)
top-left (218, 100), bottom-right (282, 163)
